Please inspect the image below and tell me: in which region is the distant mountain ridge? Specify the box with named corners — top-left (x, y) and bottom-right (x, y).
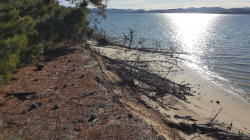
top-left (91, 7), bottom-right (250, 14)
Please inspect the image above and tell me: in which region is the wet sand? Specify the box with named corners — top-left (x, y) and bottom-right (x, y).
top-left (168, 65), bottom-right (250, 133)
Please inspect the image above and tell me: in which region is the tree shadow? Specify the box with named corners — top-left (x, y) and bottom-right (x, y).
top-left (102, 55), bottom-right (192, 102)
top-left (43, 45), bottom-right (78, 61)
top-left (5, 92), bottom-right (36, 101)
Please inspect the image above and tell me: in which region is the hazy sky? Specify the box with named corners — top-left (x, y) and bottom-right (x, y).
top-left (107, 0), bottom-right (250, 9)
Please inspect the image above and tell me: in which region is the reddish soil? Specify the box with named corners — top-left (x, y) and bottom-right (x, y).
top-left (0, 42), bottom-right (163, 140)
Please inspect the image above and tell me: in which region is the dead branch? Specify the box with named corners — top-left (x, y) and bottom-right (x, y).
top-left (208, 107), bottom-right (223, 126)
top-left (123, 29), bottom-right (136, 48)
top-left (165, 121), bottom-right (250, 140)
top-left (71, 91), bottom-right (105, 99)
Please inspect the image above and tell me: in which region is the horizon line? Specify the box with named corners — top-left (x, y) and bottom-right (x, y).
top-left (102, 6), bottom-right (250, 10)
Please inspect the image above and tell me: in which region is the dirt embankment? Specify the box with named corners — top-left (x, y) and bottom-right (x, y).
top-left (0, 42), bottom-right (168, 140)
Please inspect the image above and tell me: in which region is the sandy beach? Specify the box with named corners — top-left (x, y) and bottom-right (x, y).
top-left (89, 40), bottom-right (250, 135)
top-left (169, 65), bottom-right (250, 133)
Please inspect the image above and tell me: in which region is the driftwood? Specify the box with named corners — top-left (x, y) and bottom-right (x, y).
top-left (174, 115), bottom-right (197, 122)
top-left (166, 121), bottom-right (250, 140)
top-left (101, 55), bottom-right (192, 100)
top-left (208, 107), bottom-right (223, 126)
top-left (109, 42), bottom-right (186, 55)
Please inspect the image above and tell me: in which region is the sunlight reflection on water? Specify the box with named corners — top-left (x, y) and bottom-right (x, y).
top-left (166, 14), bottom-right (219, 62)
top-left (92, 13), bottom-right (250, 97)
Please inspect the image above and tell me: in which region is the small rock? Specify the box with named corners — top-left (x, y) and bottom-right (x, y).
top-left (71, 68), bottom-right (76, 72)
top-left (73, 128), bottom-right (81, 132)
top-left (80, 75), bottom-right (84, 79)
top-left (88, 115), bottom-right (96, 122)
top-left (51, 104), bottom-right (59, 110)
top-left (239, 130), bottom-right (243, 135)
top-left (95, 77), bottom-right (101, 83)
top-left (22, 102), bottom-right (42, 114)
top-left (34, 78), bottom-right (38, 82)
top-left (227, 123), bottom-right (233, 131)
top-left (128, 114), bottom-right (133, 119)
top-left (216, 100), bottom-right (220, 105)
top-left (28, 102), bottom-right (42, 111)
top-left (92, 118), bottom-right (99, 123)
top-left (35, 64), bottom-right (44, 71)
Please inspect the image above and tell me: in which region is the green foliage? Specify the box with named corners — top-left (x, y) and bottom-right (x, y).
top-left (0, 0), bottom-right (95, 84)
top-left (0, 35), bottom-right (28, 84)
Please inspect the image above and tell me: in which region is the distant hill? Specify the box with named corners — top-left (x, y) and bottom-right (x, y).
top-left (91, 7), bottom-right (250, 14)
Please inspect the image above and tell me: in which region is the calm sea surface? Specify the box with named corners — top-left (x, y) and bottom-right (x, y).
top-left (90, 13), bottom-right (250, 98)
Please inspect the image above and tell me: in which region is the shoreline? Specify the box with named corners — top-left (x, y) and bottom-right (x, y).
top-left (181, 54), bottom-right (250, 102)
top-left (168, 64), bottom-right (250, 133)
top-left (89, 40), bottom-right (250, 134)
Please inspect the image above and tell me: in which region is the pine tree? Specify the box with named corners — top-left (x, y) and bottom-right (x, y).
top-left (0, 0), bottom-right (107, 84)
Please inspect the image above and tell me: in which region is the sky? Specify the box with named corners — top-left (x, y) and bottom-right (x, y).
top-left (107, 0), bottom-right (250, 9)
